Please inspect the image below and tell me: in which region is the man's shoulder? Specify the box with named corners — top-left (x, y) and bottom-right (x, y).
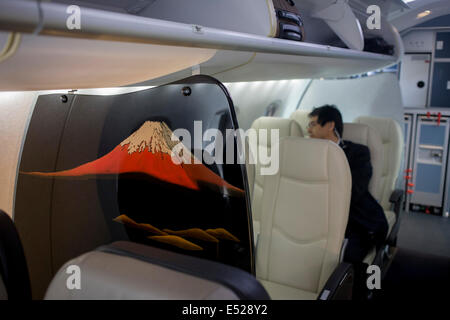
top-left (342, 140), bottom-right (371, 160)
top-left (342, 140), bottom-right (370, 153)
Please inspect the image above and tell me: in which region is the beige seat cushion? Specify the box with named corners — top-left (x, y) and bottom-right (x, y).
top-left (45, 250), bottom-right (239, 300)
top-left (256, 137), bottom-right (351, 299)
top-left (249, 117), bottom-right (303, 242)
top-left (343, 123), bottom-right (383, 201)
top-left (363, 247), bottom-right (377, 265)
top-left (289, 109), bottom-right (311, 136)
top-left (354, 117), bottom-right (403, 211)
top-left (385, 210), bottom-right (396, 235)
top-left (259, 279), bottom-right (317, 300)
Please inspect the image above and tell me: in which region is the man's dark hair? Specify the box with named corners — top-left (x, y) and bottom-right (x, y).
top-left (308, 104), bottom-right (343, 137)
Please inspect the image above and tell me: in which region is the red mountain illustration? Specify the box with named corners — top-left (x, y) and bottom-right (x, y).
top-left (23, 121), bottom-right (244, 195)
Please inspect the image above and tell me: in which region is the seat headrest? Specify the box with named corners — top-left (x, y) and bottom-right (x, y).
top-left (354, 116), bottom-right (402, 144)
top-left (289, 110), bottom-right (310, 136)
top-left (354, 116), bottom-right (403, 209)
top-left (251, 117), bottom-right (303, 147)
top-left (278, 137), bottom-right (351, 185)
top-left (343, 123), bottom-right (383, 152)
top-left (342, 123), bottom-right (383, 200)
top-left (45, 241), bottom-right (270, 300)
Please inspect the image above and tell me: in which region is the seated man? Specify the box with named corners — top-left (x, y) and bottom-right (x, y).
top-left (307, 105), bottom-right (388, 297)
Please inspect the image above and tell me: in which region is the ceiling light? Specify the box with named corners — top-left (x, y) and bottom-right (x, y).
top-left (402, 0), bottom-right (416, 3)
top-left (417, 10), bottom-right (432, 19)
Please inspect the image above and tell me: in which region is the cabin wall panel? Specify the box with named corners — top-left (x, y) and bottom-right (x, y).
top-left (0, 92), bottom-right (37, 216)
top-left (298, 73), bottom-right (405, 189)
top-left (225, 80), bottom-right (310, 131)
top-left (14, 94), bottom-right (74, 299)
top-left (402, 31), bottom-right (434, 53)
top-left (298, 73), bottom-right (404, 124)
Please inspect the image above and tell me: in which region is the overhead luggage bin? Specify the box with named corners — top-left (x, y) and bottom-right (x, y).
top-left (0, 0), bottom-right (401, 90)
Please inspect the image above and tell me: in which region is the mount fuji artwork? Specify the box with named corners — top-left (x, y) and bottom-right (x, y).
top-left (23, 121), bottom-right (244, 196)
top-left (22, 120), bottom-right (244, 252)
top-left (15, 77), bottom-right (253, 275)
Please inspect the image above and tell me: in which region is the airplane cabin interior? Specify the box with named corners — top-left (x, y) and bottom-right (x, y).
top-left (0, 0), bottom-right (449, 304)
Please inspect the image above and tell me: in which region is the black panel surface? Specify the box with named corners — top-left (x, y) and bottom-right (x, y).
top-left (16, 76), bottom-right (253, 279)
top-left (435, 32), bottom-right (450, 59)
top-left (14, 94), bottom-right (74, 299)
top-left (431, 62), bottom-right (450, 107)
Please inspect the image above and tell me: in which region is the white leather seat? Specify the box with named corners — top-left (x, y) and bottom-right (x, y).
top-left (45, 241), bottom-right (270, 300)
top-left (343, 123), bottom-right (384, 265)
top-left (385, 210), bottom-right (397, 236)
top-left (248, 117), bottom-right (303, 243)
top-left (290, 109), bottom-right (310, 136)
top-left (354, 116), bottom-right (403, 238)
top-left (342, 123), bottom-right (384, 201)
top-left (256, 137), bottom-right (352, 300)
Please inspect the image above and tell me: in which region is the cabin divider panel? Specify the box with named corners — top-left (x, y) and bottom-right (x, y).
top-left (14, 94), bottom-right (75, 299)
top-left (15, 76), bottom-right (253, 298)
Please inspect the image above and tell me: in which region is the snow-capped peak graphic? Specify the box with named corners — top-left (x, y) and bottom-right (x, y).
top-left (121, 121), bottom-right (175, 154)
top-left (22, 121), bottom-right (244, 195)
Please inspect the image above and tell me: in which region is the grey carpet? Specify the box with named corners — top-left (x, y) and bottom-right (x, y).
top-left (397, 211), bottom-right (450, 258)
top-left (375, 211), bottom-right (450, 300)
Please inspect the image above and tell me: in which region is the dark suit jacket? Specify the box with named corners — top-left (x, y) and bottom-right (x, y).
top-left (340, 140), bottom-right (388, 245)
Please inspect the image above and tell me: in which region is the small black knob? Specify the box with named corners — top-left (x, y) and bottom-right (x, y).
top-left (182, 87), bottom-right (192, 96)
top-left (417, 81), bottom-right (425, 88)
top-left (60, 95), bottom-right (68, 103)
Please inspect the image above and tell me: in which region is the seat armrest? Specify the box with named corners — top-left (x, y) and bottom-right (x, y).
top-left (389, 189), bottom-right (403, 204)
top-left (318, 262), bottom-right (354, 300)
top-left (389, 189), bottom-right (403, 216)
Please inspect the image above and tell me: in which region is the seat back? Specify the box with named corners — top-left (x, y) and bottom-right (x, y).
top-left (290, 109), bottom-right (311, 136)
top-left (354, 116), bottom-right (403, 210)
top-left (0, 210), bottom-right (31, 300)
top-left (249, 117), bottom-right (303, 238)
top-left (45, 241), bottom-right (270, 300)
top-left (256, 137), bottom-right (351, 298)
top-left (342, 123), bottom-right (384, 201)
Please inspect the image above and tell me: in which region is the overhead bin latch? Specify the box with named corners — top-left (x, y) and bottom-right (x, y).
top-left (272, 0), bottom-right (305, 42)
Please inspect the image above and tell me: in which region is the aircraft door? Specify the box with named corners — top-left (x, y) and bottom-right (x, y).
top-left (400, 54), bottom-right (431, 108)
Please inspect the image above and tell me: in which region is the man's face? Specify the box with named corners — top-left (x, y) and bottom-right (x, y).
top-left (307, 116), bottom-right (333, 140)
